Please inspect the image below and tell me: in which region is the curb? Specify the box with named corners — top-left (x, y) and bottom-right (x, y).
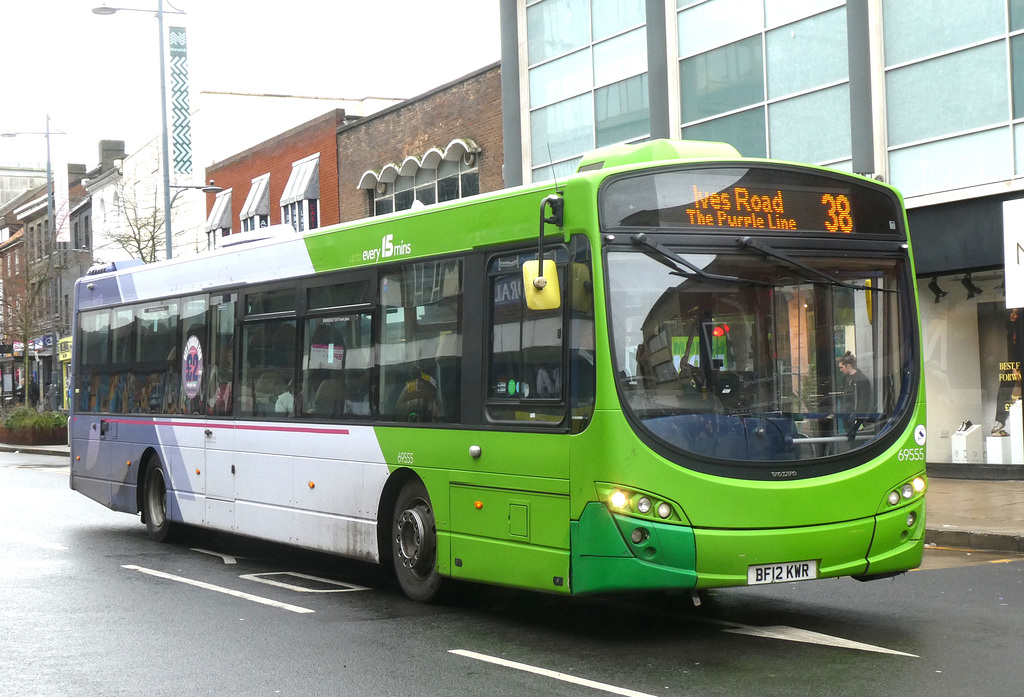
top-left (925, 527), bottom-right (1024, 554)
top-left (0, 444), bottom-right (70, 458)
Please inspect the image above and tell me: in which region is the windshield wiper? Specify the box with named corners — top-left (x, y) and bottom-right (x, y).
top-left (631, 234), bottom-right (772, 287)
top-left (736, 236), bottom-right (896, 293)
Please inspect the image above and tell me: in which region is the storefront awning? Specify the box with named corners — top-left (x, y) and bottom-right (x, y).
top-left (205, 189), bottom-right (232, 232)
top-left (281, 154), bottom-right (320, 205)
top-left (240, 173), bottom-right (270, 219)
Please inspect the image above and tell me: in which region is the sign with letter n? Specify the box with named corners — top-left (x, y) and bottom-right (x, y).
top-left (1004, 199), bottom-right (1024, 309)
top-left (169, 26), bottom-right (192, 174)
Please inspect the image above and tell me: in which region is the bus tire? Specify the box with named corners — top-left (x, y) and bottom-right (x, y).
top-left (391, 478), bottom-right (444, 602)
top-left (142, 458), bottom-right (179, 543)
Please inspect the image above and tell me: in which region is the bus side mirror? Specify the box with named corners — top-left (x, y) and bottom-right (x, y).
top-left (524, 194), bottom-right (565, 311)
top-left (523, 259), bottom-right (561, 311)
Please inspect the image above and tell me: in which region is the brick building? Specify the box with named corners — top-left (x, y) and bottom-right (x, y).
top-left (205, 63), bottom-right (503, 234)
top-left (203, 109), bottom-right (356, 246)
top-left (340, 63), bottom-right (503, 222)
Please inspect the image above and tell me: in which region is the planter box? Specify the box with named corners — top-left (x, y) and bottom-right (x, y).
top-left (0, 425), bottom-right (68, 446)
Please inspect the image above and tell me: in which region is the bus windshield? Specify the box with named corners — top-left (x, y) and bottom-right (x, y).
top-left (607, 248), bottom-right (912, 469)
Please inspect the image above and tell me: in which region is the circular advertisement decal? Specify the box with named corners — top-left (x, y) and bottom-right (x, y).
top-left (182, 335), bottom-right (204, 399)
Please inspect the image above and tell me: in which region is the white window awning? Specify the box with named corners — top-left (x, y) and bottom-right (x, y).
top-left (240, 173), bottom-right (270, 219)
top-left (205, 188), bottom-right (232, 231)
top-left (281, 154), bottom-right (320, 205)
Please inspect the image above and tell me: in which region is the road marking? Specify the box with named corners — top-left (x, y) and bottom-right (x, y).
top-left (722, 625), bottom-right (917, 657)
top-left (240, 571), bottom-right (370, 593)
top-left (595, 597), bottom-right (916, 658)
top-left (121, 565), bottom-right (314, 614)
top-left (191, 548), bottom-right (238, 564)
top-left (449, 649), bottom-right (657, 697)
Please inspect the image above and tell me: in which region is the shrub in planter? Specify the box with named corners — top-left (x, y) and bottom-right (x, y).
top-left (1, 408), bottom-right (68, 445)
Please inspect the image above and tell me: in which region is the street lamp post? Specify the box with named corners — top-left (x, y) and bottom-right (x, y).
top-left (169, 181), bottom-right (223, 209)
top-left (93, 1), bottom-right (185, 260)
top-left (169, 181), bottom-right (223, 255)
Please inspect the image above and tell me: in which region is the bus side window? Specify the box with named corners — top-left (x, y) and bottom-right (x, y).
top-left (302, 312), bottom-right (372, 420)
top-left (486, 249), bottom-right (567, 425)
top-left (241, 319), bottom-right (297, 417)
top-left (207, 296), bottom-right (236, 417)
top-left (78, 309), bottom-right (110, 412)
top-left (378, 260), bottom-right (463, 424)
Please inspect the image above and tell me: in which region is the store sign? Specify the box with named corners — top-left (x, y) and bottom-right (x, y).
top-left (1003, 198), bottom-right (1024, 309)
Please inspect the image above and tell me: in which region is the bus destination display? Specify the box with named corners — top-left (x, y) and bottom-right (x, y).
top-left (686, 185), bottom-right (853, 233)
top-left (601, 167), bottom-right (902, 236)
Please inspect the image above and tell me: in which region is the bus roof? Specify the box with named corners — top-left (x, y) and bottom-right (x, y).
top-left (576, 139), bottom-right (742, 173)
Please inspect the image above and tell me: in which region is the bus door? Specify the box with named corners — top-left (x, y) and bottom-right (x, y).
top-left (204, 295), bottom-right (237, 530)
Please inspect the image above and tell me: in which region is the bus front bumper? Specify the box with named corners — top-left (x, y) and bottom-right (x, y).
top-left (569, 499), bottom-right (926, 594)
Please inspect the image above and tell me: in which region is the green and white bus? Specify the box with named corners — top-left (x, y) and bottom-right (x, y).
top-left (70, 139), bottom-right (927, 601)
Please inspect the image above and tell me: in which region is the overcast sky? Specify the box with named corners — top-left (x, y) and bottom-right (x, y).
top-left (1, 0), bottom-right (501, 170)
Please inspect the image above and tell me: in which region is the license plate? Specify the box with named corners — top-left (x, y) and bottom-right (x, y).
top-left (747, 560), bottom-right (818, 585)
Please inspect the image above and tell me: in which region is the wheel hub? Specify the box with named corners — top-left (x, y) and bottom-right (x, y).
top-left (395, 506), bottom-right (432, 572)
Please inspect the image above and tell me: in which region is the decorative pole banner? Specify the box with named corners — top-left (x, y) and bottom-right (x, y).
top-left (169, 25), bottom-right (192, 175)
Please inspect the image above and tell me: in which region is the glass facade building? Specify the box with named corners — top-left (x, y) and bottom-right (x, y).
top-left (502, 0), bottom-right (1024, 470)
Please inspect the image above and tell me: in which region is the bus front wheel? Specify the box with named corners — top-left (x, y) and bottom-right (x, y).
top-left (142, 459), bottom-right (178, 543)
top-left (391, 479), bottom-right (443, 602)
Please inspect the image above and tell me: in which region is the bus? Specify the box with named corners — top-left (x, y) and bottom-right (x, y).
top-left (69, 139), bottom-right (927, 602)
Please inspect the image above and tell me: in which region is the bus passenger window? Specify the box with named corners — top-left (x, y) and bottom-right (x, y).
top-left (378, 259), bottom-right (462, 424)
top-left (207, 296), bottom-right (236, 417)
top-left (179, 295), bottom-right (208, 416)
top-left (134, 301), bottom-right (179, 415)
top-left (241, 319), bottom-right (297, 417)
top-left (78, 309), bottom-right (110, 412)
top-left (302, 312), bottom-right (372, 419)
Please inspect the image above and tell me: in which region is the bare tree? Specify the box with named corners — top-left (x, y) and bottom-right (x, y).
top-left (107, 177), bottom-right (168, 264)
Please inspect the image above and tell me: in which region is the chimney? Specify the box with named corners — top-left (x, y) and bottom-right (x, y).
top-left (98, 140), bottom-right (127, 171)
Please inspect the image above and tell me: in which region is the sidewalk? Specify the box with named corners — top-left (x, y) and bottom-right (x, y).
top-left (924, 476), bottom-right (1024, 553)
top-left (4, 442), bottom-right (1022, 553)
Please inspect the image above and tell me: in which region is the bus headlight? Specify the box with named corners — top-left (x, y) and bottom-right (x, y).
top-left (888, 491), bottom-right (901, 506)
top-left (597, 484), bottom-right (680, 522)
top-left (912, 477), bottom-right (926, 493)
top-left (901, 484), bottom-right (914, 499)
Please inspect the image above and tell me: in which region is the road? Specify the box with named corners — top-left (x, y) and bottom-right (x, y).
top-left (2, 451), bottom-right (1022, 697)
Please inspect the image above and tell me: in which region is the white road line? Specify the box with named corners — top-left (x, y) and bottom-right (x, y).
top-left (723, 625), bottom-right (918, 657)
top-left (240, 571), bottom-right (370, 593)
top-left (191, 548), bottom-right (238, 564)
top-left (449, 649), bottom-right (657, 697)
top-left (121, 565), bottom-right (315, 614)
top-left (596, 597), bottom-right (917, 658)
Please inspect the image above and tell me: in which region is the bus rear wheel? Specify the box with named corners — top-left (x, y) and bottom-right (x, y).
top-left (142, 459), bottom-right (178, 543)
top-left (392, 479), bottom-right (444, 602)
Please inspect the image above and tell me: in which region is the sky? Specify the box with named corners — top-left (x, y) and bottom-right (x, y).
top-left (0, 0), bottom-right (502, 171)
